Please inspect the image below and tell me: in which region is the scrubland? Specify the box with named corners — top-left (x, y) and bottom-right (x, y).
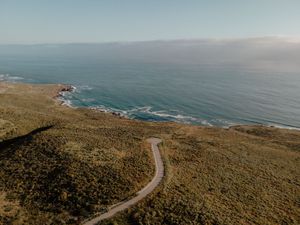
top-left (0, 82), bottom-right (299, 225)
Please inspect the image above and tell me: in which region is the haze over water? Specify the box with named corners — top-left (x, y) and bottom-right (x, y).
top-left (0, 37), bottom-right (300, 128)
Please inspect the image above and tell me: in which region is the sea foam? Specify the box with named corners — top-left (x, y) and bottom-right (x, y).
top-left (0, 74), bottom-right (24, 82)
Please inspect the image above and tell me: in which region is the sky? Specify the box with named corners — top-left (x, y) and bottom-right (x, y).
top-left (0, 0), bottom-right (300, 44)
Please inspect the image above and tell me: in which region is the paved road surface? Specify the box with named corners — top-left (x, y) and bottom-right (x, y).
top-left (83, 138), bottom-right (163, 225)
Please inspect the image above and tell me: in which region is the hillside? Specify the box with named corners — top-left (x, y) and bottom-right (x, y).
top-left (0, 82), bottom-right (299, 225)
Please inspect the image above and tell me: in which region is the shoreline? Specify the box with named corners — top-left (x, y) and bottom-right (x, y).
top-left (55, 84), bottom-right (127, 118)
top-left (55, 83), bottom-right (300, 131)
top-left (2, 80), bottom-right (300, 131)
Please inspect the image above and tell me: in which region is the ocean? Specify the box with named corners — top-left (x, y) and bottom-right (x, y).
top-left (0, 38), bottom-right (300, 128)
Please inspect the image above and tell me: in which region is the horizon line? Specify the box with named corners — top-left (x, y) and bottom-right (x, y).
top-left (1, 35), bottom-right (300, 46)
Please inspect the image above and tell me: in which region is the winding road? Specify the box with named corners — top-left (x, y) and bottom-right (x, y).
top-left (83, 138), bottom-right (164, 225)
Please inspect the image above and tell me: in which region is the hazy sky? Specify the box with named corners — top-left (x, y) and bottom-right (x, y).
top-left (1, 0), bottom-right (300, 44)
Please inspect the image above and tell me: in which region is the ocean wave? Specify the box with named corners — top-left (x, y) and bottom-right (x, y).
top-left (88, 104), bottom-right (300, 129)
top-left (89, 105), bottom-right (129, 118)
top-left (88, 104), bottom-right (211, 125)
top-left (266, 123), bottom-right (300, 131)
top-left (73, 85), bottom-right (93, 93)
top-left (57, 95), bottom-right (77, 108)
top-left (81, 98), bottom-right (96, 103)
top-left (0, 74), bottom-right (24, 82)
top-left (210, 118), bottom-right (238, 128)
top-left (98, 105), bottom-right (213, 125)
top-left (237, 118), bottom-right (300, 130)
top-left (60, 99), bottom-right (74, 107)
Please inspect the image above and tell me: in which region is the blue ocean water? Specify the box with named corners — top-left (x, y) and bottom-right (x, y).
top-left (0, 40), bottom-right (300, 128)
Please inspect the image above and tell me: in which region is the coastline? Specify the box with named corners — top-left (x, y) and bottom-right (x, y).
top-left (2, 79), bottom-right (299, 131)
top-left (1, 80), bottom-right (300, 225)
top-left (53, 83), bottom-right (300, 131)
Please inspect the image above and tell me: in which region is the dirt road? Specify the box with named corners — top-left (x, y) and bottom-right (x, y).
top-left (83, 138), bottom-right (164, 225)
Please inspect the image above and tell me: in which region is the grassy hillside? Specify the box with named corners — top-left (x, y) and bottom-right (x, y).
top-left (106, 125), bottom-right (300, 225)
top-left (0, 82), bottom-right (299, 225)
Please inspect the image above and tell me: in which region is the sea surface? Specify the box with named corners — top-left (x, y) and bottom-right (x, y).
top-left (0, 39), bottom-right (300, 128)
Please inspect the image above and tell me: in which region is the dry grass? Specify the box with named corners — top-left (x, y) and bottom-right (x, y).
top-left (107, 125), bottom-right (300, 225)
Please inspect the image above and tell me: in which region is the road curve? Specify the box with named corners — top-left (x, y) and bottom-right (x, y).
top-left (82, 138), bottom-right (164, 225)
